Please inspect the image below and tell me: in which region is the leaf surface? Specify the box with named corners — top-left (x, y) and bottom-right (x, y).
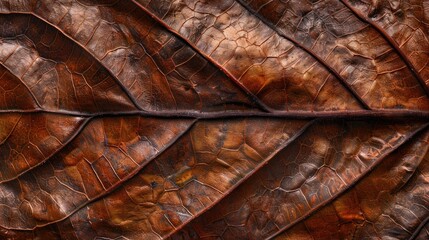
top-left (275, 129), bottom-right (429, 239)
top-left (0, 0), bottom-right (428, 239)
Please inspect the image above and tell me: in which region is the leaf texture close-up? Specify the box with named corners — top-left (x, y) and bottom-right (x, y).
top-left (0, 0), bottom-right (428, 239)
